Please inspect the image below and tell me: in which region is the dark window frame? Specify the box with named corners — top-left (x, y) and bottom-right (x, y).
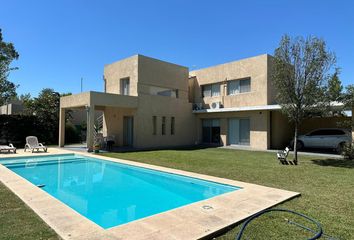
top-left (162, 116), bottom-right (166, 135)
top-left (171, 117), bottom-right (175, 135)
top-left (152, 116), bottom-right (157, 135)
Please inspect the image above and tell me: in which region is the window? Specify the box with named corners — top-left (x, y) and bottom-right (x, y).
top-left (152, 116), bottom-right (157, 135)
top-left (171, 117), bottom-right (175, 135)
top-left (327, 130), bottom-right (345, 135)
top-left (211, 84), bottom-right (220, 96)
top-left (162, 117), bottom-right (166, 135)
top-left (227, 80), bottom-right (239, 95)
top-left (120, 78), bottom-right (130, 95)
top-left (202, 119), bottom-right (220, 144)
top-left (240, 78), bottom-right (251, 93)
top-left (309, 129), bottom-right (345, 136)
top-left (309, 130), bottom-right (327, 136)
top-left (227, 78), bottom-right (251, 95)
top-left (149, 86), bottom-right (178, 98)
top-left (202, 83), bottom-right (220, 97)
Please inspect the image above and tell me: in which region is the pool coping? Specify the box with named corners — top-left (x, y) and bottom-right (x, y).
top-left (0, 149), bottom-right (300, 240)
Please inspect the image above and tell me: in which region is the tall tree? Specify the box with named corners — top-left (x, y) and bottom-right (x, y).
top-left (0, 29), bottom-right (19, 105)
top-left (343, 85), bottom-right (354, 109)
top-left (30, 88), bottom-right (61, 143)
top-left (25, 89), bottom-right (73, 143)
top-left (272, 35), bottom-right (336, 164)
top-left (327, 68), bottom-right (343, 102)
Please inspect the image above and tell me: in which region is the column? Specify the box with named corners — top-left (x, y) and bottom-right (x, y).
top-left (86, 105), bottom-right (95, 152)
top-left (58, 108), bottom-right (65, 147)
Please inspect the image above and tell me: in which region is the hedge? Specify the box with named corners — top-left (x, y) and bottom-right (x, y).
top-left (0, 115), bottom-right (53, 146)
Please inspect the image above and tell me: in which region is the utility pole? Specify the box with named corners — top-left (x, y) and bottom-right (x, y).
top-left (81, 77), bottom-right (83, 92)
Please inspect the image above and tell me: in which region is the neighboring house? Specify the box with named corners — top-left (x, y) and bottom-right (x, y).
top-left (59, 54), bottom-right (350, 151)
top-left (0, 100), bottom-right (24, 115)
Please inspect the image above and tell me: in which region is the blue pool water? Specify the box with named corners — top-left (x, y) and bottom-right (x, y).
top-left (3, 154), bottom-right (239, 228)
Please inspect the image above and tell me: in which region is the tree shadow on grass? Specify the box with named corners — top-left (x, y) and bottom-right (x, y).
top-left (311, 158), bottom-right (354, 168)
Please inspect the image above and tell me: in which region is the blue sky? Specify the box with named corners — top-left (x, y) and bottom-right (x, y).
top-left (1, 0), bottom-right (353, 96)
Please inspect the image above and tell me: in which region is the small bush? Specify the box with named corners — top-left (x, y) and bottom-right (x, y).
top-left (342, 142), bottom-right (354, 159)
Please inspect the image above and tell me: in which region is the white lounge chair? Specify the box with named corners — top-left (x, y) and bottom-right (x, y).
top-left (24, 136), bottom-right (47, 153)
top-left (277, 147), bottom-right (290, 164)
top-left (0, 144), bottom-right (16, 153)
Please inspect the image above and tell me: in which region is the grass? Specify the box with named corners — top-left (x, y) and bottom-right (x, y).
top-left (0, 182), bottom-right (59, 240)
top-left (100, 148), bottom-right (354, 239)
top-left (0, 148), bottom-right (353, 239)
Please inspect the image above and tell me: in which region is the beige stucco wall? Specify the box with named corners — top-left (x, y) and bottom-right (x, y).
top-left (104, 55), bottom-right (139, 96)
top-left (195, 110), bottom-right (270, 150)
top-left (100, 55), bottom-right (196, 149)
top-left (101, 97), bottom-right (196, 149)
top-left (189, 54), bottom-right (275, 108)
top-left (134, 95), bottom-right (196, 148)
top-left (299, 116), bottom-right (351, 134)
top-left (0, 103), bottom-right (24, 115)
top-left (102, 107), bottom-right (137, 146)
top-left (270, 111), bottom-right (294, 149)
top-left (137, 55), bottom-right (190, 101)
top-left (270, 112), bottom-right (351, 149)
top-left (266, 55), bottom-right (278, 105)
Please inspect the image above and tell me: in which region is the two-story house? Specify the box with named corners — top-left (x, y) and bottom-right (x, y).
top-left (59, 54), bottom-right (347, 151)
top-left (59, 55), bottom-right (197, 151)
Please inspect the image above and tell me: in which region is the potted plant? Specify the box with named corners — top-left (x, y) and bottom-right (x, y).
top-left (93, 143), bottom-right (100, 153)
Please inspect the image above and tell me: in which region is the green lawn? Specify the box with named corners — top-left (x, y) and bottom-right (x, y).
top-left (0, 148), bottom-right (353, 239)
top-left (0, 182), bottom-right (59, 240)
top-left (101, 148), bottom-right (354, 239)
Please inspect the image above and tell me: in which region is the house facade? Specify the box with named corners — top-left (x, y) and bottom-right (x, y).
top-left (59, 54), bottom-right (349, 151)
top-left (0, 100), bottom-right (24, 115)
top-left (59, 55), bottom-right (197, 150)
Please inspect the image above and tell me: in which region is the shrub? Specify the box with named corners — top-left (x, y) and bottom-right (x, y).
top-left (65, 122), bottom-right (82, 144)
top-left (342, 142), bottom-right (354, 159)
top-left (0, 115), bottom-right (58, 146)
top-left (0, 115), bottom-right (40, 146)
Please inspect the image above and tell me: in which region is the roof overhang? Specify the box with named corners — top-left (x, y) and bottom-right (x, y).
top-left (192, 102), bottom-right (347, 114)
top-left (193, 104), bottom-right (282, 113)
top-left (60, 91), bottom-right (138, 109)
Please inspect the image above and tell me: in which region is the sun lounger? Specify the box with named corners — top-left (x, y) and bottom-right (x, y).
top-left (0, 144), bottom-right (16, 153)
top-left (24, 136), bottom-right (47, 153)
top-left (277, 147), bottom-right (290, 164)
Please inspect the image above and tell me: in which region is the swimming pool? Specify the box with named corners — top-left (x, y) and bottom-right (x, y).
top-left (3, 154), bottom-right (239, 229)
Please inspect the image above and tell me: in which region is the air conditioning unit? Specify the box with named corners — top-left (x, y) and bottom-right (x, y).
top-left (211, 102), bottom-right (222, 109)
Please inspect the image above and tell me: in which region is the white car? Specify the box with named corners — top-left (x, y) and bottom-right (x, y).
top-left (290, 128), bottom-right (352, 153)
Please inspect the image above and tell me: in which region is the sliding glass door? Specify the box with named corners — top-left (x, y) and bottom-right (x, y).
top-left (228, 118), bottom-right (250, 145)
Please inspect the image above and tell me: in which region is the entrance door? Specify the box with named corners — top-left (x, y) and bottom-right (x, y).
top-left (123, 116), bottom-right (134, 146)
top-left (202, 119), bottom-right (220, 144)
